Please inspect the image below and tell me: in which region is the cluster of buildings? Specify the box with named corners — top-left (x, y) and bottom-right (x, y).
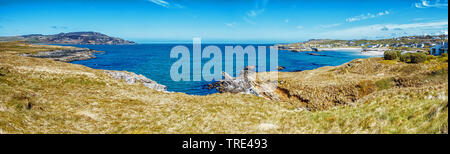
top-left (277, 35), bottom-right (448, 55)
top-left (357, 41), bottom-right (448, 55)
top-left (359, 42), bottom-right (427, 48)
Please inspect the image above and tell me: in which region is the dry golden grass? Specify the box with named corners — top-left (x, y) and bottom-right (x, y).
top-left (0, 42), bottom-right (447, 134)
top-left (275, 57), bottom-right (448, 110)
top-left (0, 41), bottom-right (78, 55)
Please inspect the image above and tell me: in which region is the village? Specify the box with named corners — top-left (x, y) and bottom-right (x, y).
top-left (276, 34), bottom-right (449, 55)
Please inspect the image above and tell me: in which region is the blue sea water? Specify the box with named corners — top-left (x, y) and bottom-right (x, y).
top-left (67, 44), bottom-right (378, 95)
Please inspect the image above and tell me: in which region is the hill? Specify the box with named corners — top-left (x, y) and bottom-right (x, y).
top-left (0, 32), bottom-right (136, 45)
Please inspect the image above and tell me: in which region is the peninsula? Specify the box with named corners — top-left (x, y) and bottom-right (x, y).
top-left (0, 32), bottom-right (136, 45)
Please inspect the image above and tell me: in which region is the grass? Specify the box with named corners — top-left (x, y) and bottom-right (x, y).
top-left (0, 41), bottom-right (78, 55)
top-left (379, 60), bottom-right (398, 65)
top-left (375, 78), bottom-right (394, 91)
top-left (0, 42), bottom-right (448, 134)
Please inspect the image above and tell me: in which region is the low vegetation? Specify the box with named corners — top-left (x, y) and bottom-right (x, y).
top-left (384, 49), bottom-right (433, 64)
top-left (0, 41), bottom-right (81, 55)
top-left (400, 53), bottom-right (427, 63)
top-left (0, 42), bottom-right (447, 134)
top-left (383, 50), bottom-right (402, 60)
top-left (375, 78), bottom-right (394, 91)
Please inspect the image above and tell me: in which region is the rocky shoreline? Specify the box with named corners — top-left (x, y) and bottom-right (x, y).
top-left (276, 45), bottom-right (323, 52)
top-left (22, 48), bottom-right (102, 62)
top-left (1, 41), bottom-right (447, 134)
top-left (17, 44), bottom-right (168, 92)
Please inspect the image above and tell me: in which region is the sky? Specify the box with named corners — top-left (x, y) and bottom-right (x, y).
top-left (0, 0), bottom-right (448, 43)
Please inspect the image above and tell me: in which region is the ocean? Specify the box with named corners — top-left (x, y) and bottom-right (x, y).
top-left (67, 44), bottom-right (378, 95)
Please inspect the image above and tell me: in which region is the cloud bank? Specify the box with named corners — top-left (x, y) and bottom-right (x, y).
top-left (346, 10), bottom-right (390, 22)
top-left (148, 0), bottom-right (183, 8)
top-left (415, 0), bottom-right (448, 8)
top-left (319, 21), bottom-right (448, 39)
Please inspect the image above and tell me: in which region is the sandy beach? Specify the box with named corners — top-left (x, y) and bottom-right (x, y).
top-left (320, 47), bottom-right (385, 56)
top-left (320, 47), bottom-right (363, 51)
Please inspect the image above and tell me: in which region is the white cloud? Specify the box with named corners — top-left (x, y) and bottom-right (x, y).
top-left (319, 23), bottom-right (342, 29)
top-left (319, 21), bottom-right (448, 39)
top-left (148, 0), bottom-right (184, 8)
top-left (296, 25), bottom-right (303, 29)
top-left (285, 19), bottom-right (290, 23)
top-left (346, 10), bottom-right (390, 22)
top-left (244, 0), bottom-right (270, 24)
top-left (149, 0), bottom-right (169, 7)
top-left (415, 0), bottom-right (448, 8)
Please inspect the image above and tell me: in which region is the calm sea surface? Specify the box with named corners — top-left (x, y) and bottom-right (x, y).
top-left (67, 44), bottom-right (378, 95)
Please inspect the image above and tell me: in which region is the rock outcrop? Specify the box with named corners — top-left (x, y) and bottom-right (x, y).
top-left (22, 48), bottom-right (101, 62)
top-left (307, 53), bottom-right (327, 56)
top-left (211, 66), bottom-right (280, 100)
top-left (275, 45), bottom-right (323, 52)
top-left (105, 71), bottom-right (167, 92)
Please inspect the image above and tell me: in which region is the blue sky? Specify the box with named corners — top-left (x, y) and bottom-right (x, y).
top-left (0, 0), bottom-right (448, 43)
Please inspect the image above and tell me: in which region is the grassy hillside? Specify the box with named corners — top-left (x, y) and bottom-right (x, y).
top-left (0, 41), bottom-right (79, 55)
top-left (0, 42), bottom-right (447, 134)
top-left (274, 57), bottom-right (448, 110)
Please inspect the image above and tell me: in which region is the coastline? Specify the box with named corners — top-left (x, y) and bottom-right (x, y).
top-left (280, 47), bottom-right (385, 56)
top-left (22, 48), bottom-right (102, 62)
top-left (0, 42), bottom-right (167, 92)
top-left (309, 47), bottom-right (385, 56)
top-left (1, 0), bottom-right (449, 136)
top-left (319, 47), bottom-right (363, 51)
top-left (0, 42), bottom-right (447, 134)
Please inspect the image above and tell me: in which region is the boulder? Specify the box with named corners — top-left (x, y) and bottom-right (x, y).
top-left (211, 66), bottom-right (279, 100)
top-left (105, 70), bottom-right (167, 92)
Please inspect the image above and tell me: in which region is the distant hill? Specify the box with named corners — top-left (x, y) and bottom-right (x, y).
top-left (0, 32), bottom-right (136, 45)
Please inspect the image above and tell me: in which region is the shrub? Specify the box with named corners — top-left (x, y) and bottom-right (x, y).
top-left (384, 50), bottom-right (401, 60)
top-left (400, 53), bottom-right (411, 63)
top-left (440, 53), bottom-right (449, 62)
top-left (400, 53), bottom-right (427, 63)
top-left (426, 55), bottom-right (436, 61)
top-left (410, 53), bottom-right (427, 63)
top-left (439, 56), bottom-right (448, 63)
top-left (429, 63), bottom-right (448, 76)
